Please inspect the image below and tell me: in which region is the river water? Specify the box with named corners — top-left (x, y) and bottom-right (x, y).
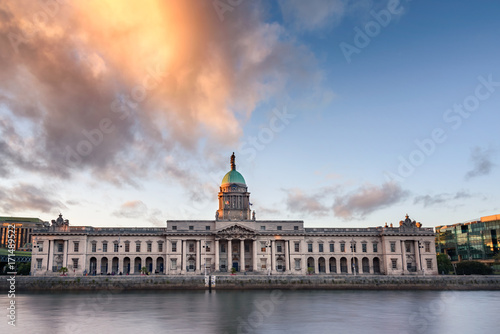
top-left (1, 290), bottom-right (498, 333)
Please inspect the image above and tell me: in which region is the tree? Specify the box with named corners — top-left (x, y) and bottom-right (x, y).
top-left (437, 253), bottom-right (453, 275)
top-left (17, 262), bottom-right (31, 275)
top-left (141, 266), bottom-right (148, 275)
top-left (58, 267), bottom-right (68, 276)
top-left (455, 261), bottom-right (493, 275)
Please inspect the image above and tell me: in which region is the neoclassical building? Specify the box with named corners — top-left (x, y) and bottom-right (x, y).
top-left (31, 154), bottom-right (438, 276)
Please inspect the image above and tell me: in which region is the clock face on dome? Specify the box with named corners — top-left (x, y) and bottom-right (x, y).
top-left (231, 185), bottom-right (237, 191)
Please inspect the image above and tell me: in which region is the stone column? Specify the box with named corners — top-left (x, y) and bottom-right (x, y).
top-left (414, 240), bottom-right (421, 273)
top-left (47, 240), bottom-right (54, 273)
top-left (252, 240), bottom-right (257, 272)
top-left (97, 257), bottom-right (101, 275)
top-left (271, 240), bottom-right (276, 273)
top-left (196, 240), bottom-right (201, 272)
top-left (215, 239), bottom-right (220, 272)
top-left (227, 239), bottom-right (232, 272)
top-left (284, 240), bottom-right (290, 273)
top-left (182, 240), bottom-right (187, 274)
top-left (401, 240), bottom-right (406, 275)
top-left (62, 240), bottom-right (68, 268)
top-left (240, 240), bottom-right (245, 272)
top-left (119, 257), bottom-right (123, 275)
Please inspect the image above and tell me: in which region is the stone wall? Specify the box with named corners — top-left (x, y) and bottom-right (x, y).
top-left (2, 275), bottom-right (500, 291)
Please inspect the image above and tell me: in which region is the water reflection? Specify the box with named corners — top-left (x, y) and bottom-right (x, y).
top-left (1, 290), bottom-right (498, 333)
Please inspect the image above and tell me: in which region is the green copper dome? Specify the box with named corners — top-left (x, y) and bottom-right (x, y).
top-left (221, 169), bottom-right (246, 185)
top-left (221, 152), bottom-right (246, 185)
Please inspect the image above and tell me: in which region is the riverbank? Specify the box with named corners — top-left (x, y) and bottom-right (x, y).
top-left (2, 275), bottom-right (500, 291)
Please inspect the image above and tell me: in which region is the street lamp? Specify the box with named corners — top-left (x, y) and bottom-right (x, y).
top-left (351, 238), bottom-right (356, 276)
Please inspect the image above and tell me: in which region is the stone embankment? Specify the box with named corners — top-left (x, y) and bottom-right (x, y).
top-left (2, 275), bottom-right (500, 291)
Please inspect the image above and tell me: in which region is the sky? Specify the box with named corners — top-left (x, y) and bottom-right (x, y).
top-left (0, 0), bottom-right (499, 229)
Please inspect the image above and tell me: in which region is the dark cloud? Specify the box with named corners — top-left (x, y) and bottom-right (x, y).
top-left (465, 146), bottom-right (496, 180)
top-left (414, 191), bottom-right (473, 208)
top-left (0, 183), bottom-right (65, 213)
top-left (333, 182), bottom-right (408, 220)
top-left (0, 1), bottom-right (323, 189)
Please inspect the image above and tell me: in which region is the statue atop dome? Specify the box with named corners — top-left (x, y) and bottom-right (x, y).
top-left (230, 152), bottom-right (236, 170)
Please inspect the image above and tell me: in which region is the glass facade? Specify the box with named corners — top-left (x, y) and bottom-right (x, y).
top-left (436, 215), bottom-right (500, 262)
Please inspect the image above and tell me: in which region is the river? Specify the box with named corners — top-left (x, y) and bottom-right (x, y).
top-left (1, 290), bottom-right (498, 333)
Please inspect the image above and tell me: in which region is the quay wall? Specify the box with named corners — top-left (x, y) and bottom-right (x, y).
top-left (2, 275), bottom-right (500, 291)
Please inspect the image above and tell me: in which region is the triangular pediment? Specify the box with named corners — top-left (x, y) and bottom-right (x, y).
top-left (217, 224), bottom-right (255, 235)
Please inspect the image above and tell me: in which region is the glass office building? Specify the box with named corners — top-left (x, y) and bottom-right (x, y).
top-left (436, 214), bottom-right (500, 262)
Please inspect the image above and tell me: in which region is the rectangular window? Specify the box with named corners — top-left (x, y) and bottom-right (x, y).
top-left (147, 242), bottom-right (152, 252)
top-left (294, 259), bottom-right (301, 270)
top-left (391, 259), bottom-right (397, 269)
top-left (206, 226), bottom-right (211, 230)
top-left (373, 243), bottom-right (378, 253)
top-left (37, 242), bottom-right (43, 252)
top-left (114, 243), bottom-right (119, 252)
top-left (172, 242), bottom-right (177, 252)
top-left (171, 259), bottom-right (177, 270)
top-left (425, 242), bottom-right (430, 253)
top-left (426, 259), bottom-right (432, 269)
top-left (277, 226), bottom-right (282, 230)
top-left (261, 242), bottom-right (267, 252)
top-left (308, 243), bottom-right (313, 252)
top-left (136, 242), bottom-right (141, 252)
top-left (91, 243), bottom-right (96, 253)
top-left (206, 242), bottom-right (211, 252)
top-left (260, 226), bottom-right (266, 230)
top-left (189, 243), bottom-right (195, 253)
top-left (189, 226), bottom-right (194, 230)
top-left (405, 242), bottom-right (411, 253)
top-left (72, 259), bottom-right (79, 269)
top-left (390, 242), bottom-right (396, 252)
top-left (277, 244), bottom-right (282, 253)
top-left (244, 243), bottom-right (249, 253)
top-left (362, 243), bottom-right (367, 253)
top-left (172, 226), bottom-right (177, 230)
top-left (125, 242), bottom-right (130, 252)
top-left (57, 243), bottom-right (63, 252)
top-left (36, 258), bottom-right (42, 269)
top-left (340, 243), bottom-right (345, 252)
top-left (73, 242), bottom-right (79, 252)
top-left (294, 242), bottom-right (300, 252)
top-left (221, 243), bottom-right (226, 253)
top-left (351, 243), bottom-right (356, 252)
top-left (294, 226), bottom-right (299, 231)
top-left (158, 242), bottom-right (163, 252)
top-left (102, 243), bottom-right (108, 253)
top-left (260, 258), bottom-right (267, 269)
top-left (330, 243), bottom-right (334, 252)
top-left (318, 243), bottom-right (324, 252)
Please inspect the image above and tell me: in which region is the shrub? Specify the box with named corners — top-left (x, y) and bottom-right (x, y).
top-left (455, 261), bottom-right (493, 275)
top-left (437, 253), bottom-right (453, 274)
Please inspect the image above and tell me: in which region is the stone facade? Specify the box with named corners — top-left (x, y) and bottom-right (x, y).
top-left (31, 155), bottom-right (438, 276)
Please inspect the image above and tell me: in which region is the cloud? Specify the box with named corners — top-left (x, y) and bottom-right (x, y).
top-left (112, 200), bottom-right (164, 227)
top-left (278, 0), bottom-right (346, 31)
top-left (0, 0), bottom-right (323, 189)
top-left (414, 191), bottom-right (473, 208)
top-left (284, 187), bottom-right (336, 217)
top-left (333, 182), bottom-right (408, 220)
top-left (0, 183), bottom-right (65, 213)
top-left (465, 146), bottom-right (496, 180)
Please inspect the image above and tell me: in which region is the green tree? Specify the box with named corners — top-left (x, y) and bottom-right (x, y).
top-left (58, 267), bottom-right (69, 276)
top-left (17, 262), bottom-right (31, 275)
top-left (437, 253), bottom-right (453, 275)
top-left (455, 261), bottom-right (493, 275)
top-left (141, 266), bottom-right (148, 275)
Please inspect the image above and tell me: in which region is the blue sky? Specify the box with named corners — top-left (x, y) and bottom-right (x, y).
top-left (0, 0), bottom-right (499, 228)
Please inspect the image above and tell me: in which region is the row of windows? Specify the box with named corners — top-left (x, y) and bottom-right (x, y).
top-left (390, 258), bottom-right (433, 270)
top-left (306, 242), bottom-right (378, 253)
